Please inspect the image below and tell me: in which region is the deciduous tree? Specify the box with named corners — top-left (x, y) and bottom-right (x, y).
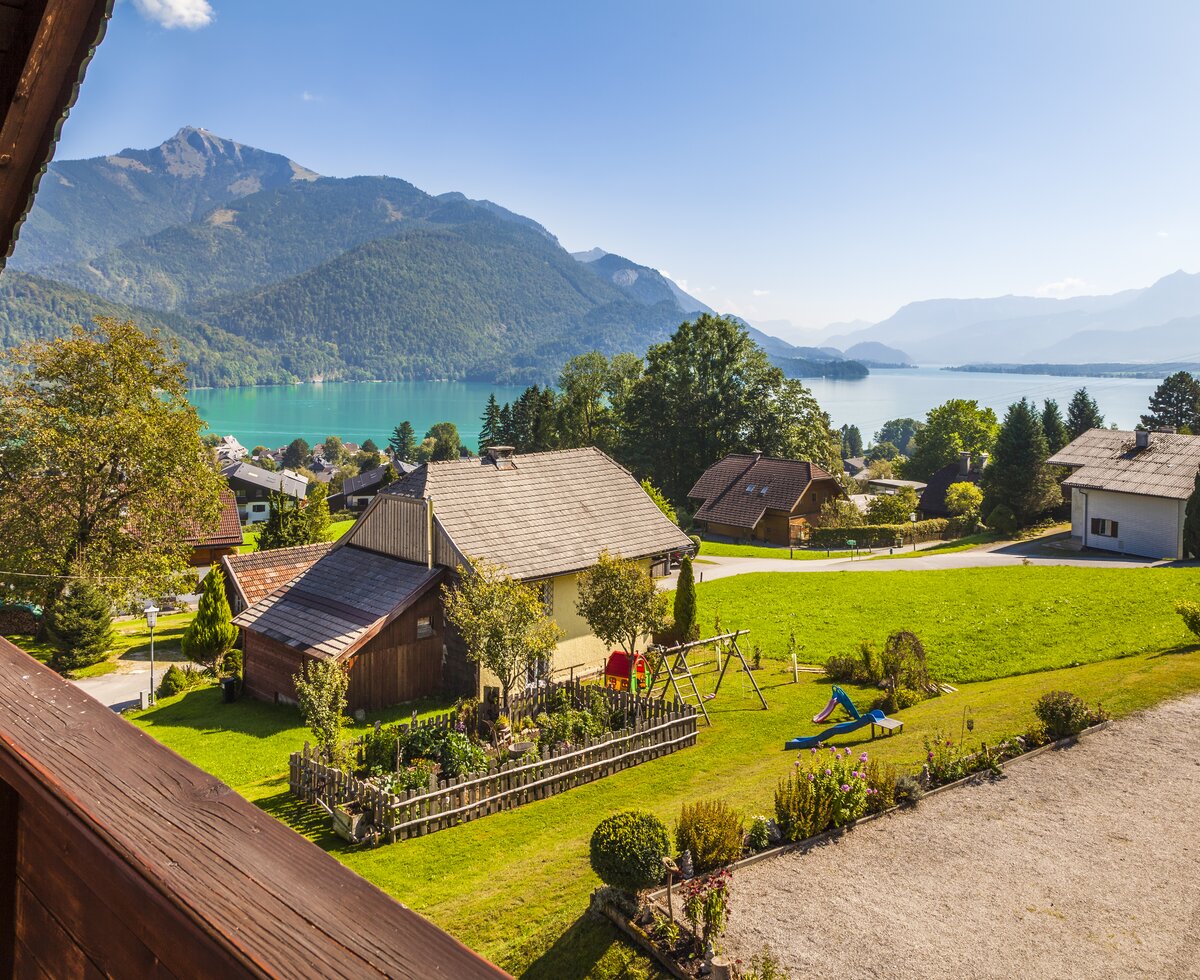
top-left (0, 319), bottom-right (222, 608)
top-left (425, 421), bottom-right (463, 461)
top-left (903, 400), bottom-right (998, 483)
top-left (293, 659), bottom-right (349, 761)
top-left (576, 551), bottom-right (670, 657)
top-left (442, 558), bottom-right (563, 711)
top-left (944, 481), bottom-right (984, 523)
top-left (864, 487), bottom-right (920, 526)
top-left (640, 479), bottom-right (677, 524)
top-left (874, 418), bottom-right (922, 456)
top-left (283, 438), bottom-right (310, 469)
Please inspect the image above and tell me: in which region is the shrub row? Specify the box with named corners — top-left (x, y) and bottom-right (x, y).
top-left (810, 518), bottom-right (950, 548)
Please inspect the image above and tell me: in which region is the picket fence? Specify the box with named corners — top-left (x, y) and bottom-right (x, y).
top-left (289, 683), bottom-right (698, 843)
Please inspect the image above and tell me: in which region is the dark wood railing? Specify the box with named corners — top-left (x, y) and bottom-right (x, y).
top-left (0, 637), bottom-right (507, 978)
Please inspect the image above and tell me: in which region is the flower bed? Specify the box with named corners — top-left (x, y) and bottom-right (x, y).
top-left (290, 680), bottom-right (698, 843)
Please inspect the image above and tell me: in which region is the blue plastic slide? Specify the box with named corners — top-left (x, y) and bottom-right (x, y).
top-left (786, 685), bottom-right (900, 749)
top-left (811, 685), bottom-right (860, 723)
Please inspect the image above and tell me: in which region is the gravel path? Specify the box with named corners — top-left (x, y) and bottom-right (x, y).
top-left (722, 695), bottom-right (1200, 979)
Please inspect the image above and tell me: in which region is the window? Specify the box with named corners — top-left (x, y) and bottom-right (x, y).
top-left (251, 503), bottom-right (267, 513)
top-left (1090, 518), bottom-right (1119, 538)
top-left (744, 484), bottom-right (756, 493)
top-left (526, 654), bottom-right (551, 690)
top-left (539, 580), bottom-right (554, 616)
top-left (416, 615), bottom-right (435, 639)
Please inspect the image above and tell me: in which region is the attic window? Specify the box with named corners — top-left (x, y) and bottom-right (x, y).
top-left (745, 484), bottom-right (756, 493)
top-left (759, 486), bottom-right (769, 496)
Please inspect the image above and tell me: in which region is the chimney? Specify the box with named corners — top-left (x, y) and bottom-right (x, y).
top-left (485, 445), bottom-right (516, 470)
top-left (1136, 429), bottom-right (1150, 450)
top-left (975, 452), bottom-right (989, 472)
top-left (958, 451), bottom-right (972, 476)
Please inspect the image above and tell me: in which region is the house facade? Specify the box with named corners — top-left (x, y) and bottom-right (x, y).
top-left (234, 447), bottom-right (693, 710)
top-left (919, 452), bottom-right (987, 519)
top-left (222, 462), bottom-right (309, 524)
top-left (688, 453), bottom-right (846, 545)
top-left (1049, 428), bottom-right (1200, 560)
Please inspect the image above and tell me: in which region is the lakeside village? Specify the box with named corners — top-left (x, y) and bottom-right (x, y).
top-left (5, 314), bottom-right (1200, 977)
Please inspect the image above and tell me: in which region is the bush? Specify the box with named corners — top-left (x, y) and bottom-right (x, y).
top-left (893, 773), bottom-right (923, 807)
top-left (741, 948), bottom-right (792, 980)
top-left (810, 519), bottom-right (949, 549)
top-left (223, 648), bottom-right (243, 678)
top-left (1176, 600), bottom-right (1200, 640)
top-left (824, 641), bottom-right (882, 684)
top-left (362, 724), bottom-right (403, 773)
top-left (870, 686), bottom-right (925, 714)
top-left (688, 534), bottom-right (702, 554)
top-left (590, 810), bottom-right (670, 894)
top-left (675, 799), bottom-right (744, 872)
top-left (822, 653), bottom-right (859, 683)
top-left (880, 630), bottom-right (932, 699)
top-left (402, 725), bottom-right (488, 777)
top-left (864, 760), bottom-right (898, 814)
top-left (156, 663), bottom-right (207, 699)
top-left (1033, 690), bottom-right (1095, 740)
top-left (775, 747), bottom-right (870, 842)
top-left (746, 814), bottom-right (771, 852)
top-left (986, 503), bottom-right (1018, 537)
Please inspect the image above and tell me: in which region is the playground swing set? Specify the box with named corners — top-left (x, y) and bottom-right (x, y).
top-left (640, 629), bottom-right (768, 725)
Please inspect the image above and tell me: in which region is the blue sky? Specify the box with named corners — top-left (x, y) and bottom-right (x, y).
top-left (58, 1), bottom-right (1200, 336)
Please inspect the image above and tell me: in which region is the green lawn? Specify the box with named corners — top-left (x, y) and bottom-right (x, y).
top-left (869, 531), bottom-right (1001, 560)
top-left (240, 518), bottom-right (356, 553)
top-left (697, 565), bottom-right (1200, 683)
top-left (699, 540), bottom-right (854, 560)
top-left (124, 562), bottom-right (1200, 976)
top-left (5, 609), bottom-right (197, 677)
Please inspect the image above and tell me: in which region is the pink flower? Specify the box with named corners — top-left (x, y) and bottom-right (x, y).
top-left (840, 784), bottom-right (850, 792)
top-left (859, 752), bottom-right (869, 762)
top-left (824, 768), bottom-right (832, 775)
top-left (927, 751), bottom-right (934, 760)
top-left (807, 773), bottom-right (814, 781)
top-left (810, 747), bottom-right (817, 754)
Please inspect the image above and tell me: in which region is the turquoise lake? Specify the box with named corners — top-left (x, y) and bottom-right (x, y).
top-left (186, 368), bottom-right (1162, 449)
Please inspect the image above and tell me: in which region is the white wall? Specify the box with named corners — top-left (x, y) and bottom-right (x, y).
top-left (1071, 488), bottom-right (1184, 560)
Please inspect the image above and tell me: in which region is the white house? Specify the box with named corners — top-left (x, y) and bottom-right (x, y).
top-left (1048, 428), bottom-right (1200, 560)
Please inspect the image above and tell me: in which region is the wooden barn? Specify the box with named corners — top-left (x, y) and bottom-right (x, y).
top-left (688, 452), bottom-right (845, 545)
top-left (236, 446), bottom-right (692, 710)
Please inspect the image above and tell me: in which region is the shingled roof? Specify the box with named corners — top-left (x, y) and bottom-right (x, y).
top-left (222, 462), bottom-right (308, 499)
top-left (233, 546), bottom-right (440, 661)
top-left (221, 541), bottom-right (334, 610)
top-left (184, 489), bottom-right (244, 550)
top-left (688, 453), bottom-right (841, 531)
top-left (382, 446), bottom-right (693, 580)
top-left (1048, 428), bottom-right (1200, 500)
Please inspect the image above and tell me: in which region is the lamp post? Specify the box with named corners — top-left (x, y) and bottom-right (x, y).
top-left (144, 601), bottom-right (159, 706)
top-left (910, 512), bottom-right (917, 552)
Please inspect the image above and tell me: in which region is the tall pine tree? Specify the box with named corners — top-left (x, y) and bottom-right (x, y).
top-left (1066, 388), bottom-right (1104, 439)
top-left (45, 582), bottom-right (114, 672)
top-left (181, 566), bottom-right (239, 675)
top-left (673, 556), bottom-right (699, 642)
top-left (479, 394), bottom-right (501, 453)
top-left (983, 398), bottom-right (1062, 527)
top-left (1184, 469), bottom-right (1200, 559)
top-left (388, 421), bottom-right (417, 461)
top-left (1141, 371), bottom-right (1200, 433)
top-left (1040, 399), bottom-right (1069, 454)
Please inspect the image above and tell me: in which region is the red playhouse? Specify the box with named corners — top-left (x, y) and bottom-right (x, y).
top-left (604, 651), bottom-right (648, 693)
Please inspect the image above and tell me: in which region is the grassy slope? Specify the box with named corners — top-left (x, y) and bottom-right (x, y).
top-left (699, 540), bottom-right (853, 560)
top-left (6, 610), bottom-right (196, 677)
top-left (697, 565), bottom-right (1200, 682)
top-left (127, 564), bottom-right (1200, 977)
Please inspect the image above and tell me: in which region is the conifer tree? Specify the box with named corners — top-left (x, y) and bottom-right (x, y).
top-left (1184, 469), bottom-right (1200, 559)
top-left (1141, 371), bottom-right (1200, 433)
top-left (256, 492), bottom-right (311, 550)
top-left (305, 482), bottom-right (331, 542)
top-left (983, 398), bottom-right (1062, 527)
top-left (1066, 388), bottom-right (1104, 439)
top-left (388, 421), bottom-right (417, 461)
top-left (1040, 399), bottom-right (1069, 454)
top-left (673, 557), bottom-right (699, 642)
top-left (479, 393), bottom-right (501, 452)
top-left (45, 582), bottom-right (114, 672)
top-left (181, 566), bottom-right (239, 675)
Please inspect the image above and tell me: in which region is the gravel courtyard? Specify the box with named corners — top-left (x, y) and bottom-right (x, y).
top-left (722, 694), bottom-right (1200, 979)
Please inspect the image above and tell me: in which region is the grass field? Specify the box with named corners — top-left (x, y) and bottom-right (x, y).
top-left (698, 540), bottom-right (854, 560)
top-left (869, 531), bottom-right (1000, 560)
top-left (697, 565), bottom-right (1200, 682)
top-left (6, 610), bottom-right (196, 677)
top-left (239, 518), bottom-right (355, 553)
top-left (130, 642), bottom-right (1200, 978)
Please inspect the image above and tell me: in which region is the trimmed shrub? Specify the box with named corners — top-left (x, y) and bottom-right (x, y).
top-left (1033, 690), bottom-right (1095, 740)
top-left (675, 799), bottom-right (744, 872)
top-left (810, 518), bottom-right (949, 549)
top-left (1176, 600), bottom-right (1200, 640)
top-left (986, 503), bottom-right (1018, 537)
top-left (590, 810), bottom-right (670, 894)
top-left (688, 534), bottom-right (702, 554)
top-left (156, 664), bottom-right (207, 699)
top-left (223, 648), bottom-right (243, 678)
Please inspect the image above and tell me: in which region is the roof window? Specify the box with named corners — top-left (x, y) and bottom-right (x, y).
top-left (760, 486), bottom-right (769, 495)
top-left (745, 484), bottom-right (756, 493)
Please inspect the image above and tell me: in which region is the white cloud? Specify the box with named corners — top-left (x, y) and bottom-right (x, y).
top-left (133, 0), bottom-right (214, 29)
top-left (752, 288), bottom-right (770, 297)
top-left (301, 91), bottom-right (319, 103)
top-left (1034, 276), bottom-right (1092, 299)
top-left (1157, 230), bottom-right (1170, 239)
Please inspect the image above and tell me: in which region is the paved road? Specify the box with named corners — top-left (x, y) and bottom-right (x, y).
top-left (661, 537), bottom-right (1190, 588)
top-left (73, 657), bottom-right (201, 711)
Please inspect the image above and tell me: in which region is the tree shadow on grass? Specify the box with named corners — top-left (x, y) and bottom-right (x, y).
top-left (521, 911), bottom-right (654, 980)
top-left (1149, 642), bottom-right (1200, 658)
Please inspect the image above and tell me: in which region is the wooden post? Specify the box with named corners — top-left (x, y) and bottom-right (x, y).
top-left (710, 956), bottom-right (733, 980)
top-left (792, 653), bottom-right (798, 683)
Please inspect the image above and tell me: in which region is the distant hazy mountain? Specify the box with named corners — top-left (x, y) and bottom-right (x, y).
top-left (8, 130), bottom-right (794, 385)
top-left (827, 271), bottom-right (1200, 365)
top-left (844, 341), bottom-right (912, 365)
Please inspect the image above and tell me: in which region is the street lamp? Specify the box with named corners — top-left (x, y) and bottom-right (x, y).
top-left (144, 600), bottom-right (159, 706)
top-left (910, 512), bottom-right (918, 552)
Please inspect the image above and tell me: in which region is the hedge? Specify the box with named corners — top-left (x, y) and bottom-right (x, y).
top-left (810, 518), bottom-right (951, 549)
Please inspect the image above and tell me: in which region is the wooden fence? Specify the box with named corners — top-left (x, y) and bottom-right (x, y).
top-left (290, 684), bottom-right (698, 843)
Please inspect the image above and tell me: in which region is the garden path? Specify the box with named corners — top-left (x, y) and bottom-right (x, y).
top-left (721, 694), bottom-right (1200, 979)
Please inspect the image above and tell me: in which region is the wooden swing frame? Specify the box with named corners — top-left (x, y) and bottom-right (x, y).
top-left (645, 629), bottom-right (767, 725)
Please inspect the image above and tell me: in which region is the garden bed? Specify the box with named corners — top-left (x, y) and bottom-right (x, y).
top-left (290, 680), bottom-right (698, 843)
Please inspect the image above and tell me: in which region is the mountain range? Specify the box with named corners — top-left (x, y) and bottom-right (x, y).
top-left (4, 127), bottom-right (857, 387)
top-left (813, 270), bottom-right (1200, 365)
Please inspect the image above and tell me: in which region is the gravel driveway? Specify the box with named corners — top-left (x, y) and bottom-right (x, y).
top-left (721, 695), bottom-right (1200, 979)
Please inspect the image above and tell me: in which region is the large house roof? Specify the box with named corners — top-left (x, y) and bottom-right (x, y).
top-left (186, 489), bottom-right (244, 550)
top-left (222, 461), bottom-right (308, 499)
top-left (688, 453), bottom-right (841, 531)
top-left (919, 462), bottom-right (983, 518)
top-left (1048, 428), bottom-right (1200, 500)
top-left (382, 446), bottom-right (693, 580)
top-left (233, 546), bottom-right (440, 661)
top-left (221, 541), bottom-right (334, 609)
top-left (341, 463), bottom-right (409, 496)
